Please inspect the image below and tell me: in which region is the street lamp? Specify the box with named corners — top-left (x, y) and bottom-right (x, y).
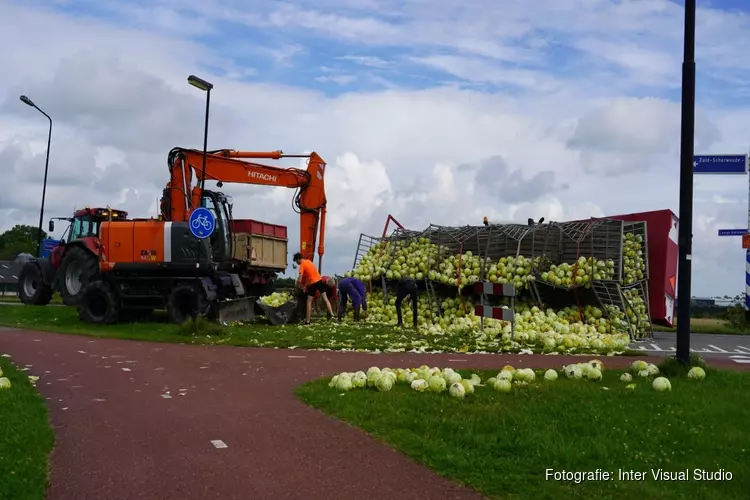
top-left (187, 75), bottom-right (213, 207)
top-left (19, 95), bottom-right (52, 258)
top-left (676, 0), bottom-right (697, 366)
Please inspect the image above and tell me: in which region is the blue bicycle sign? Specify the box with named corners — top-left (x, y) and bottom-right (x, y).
top-left (188, 207), bottom-right (215, 239)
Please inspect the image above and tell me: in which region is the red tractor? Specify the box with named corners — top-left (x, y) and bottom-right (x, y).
top-left (18, 207), bottom-right (128, 306)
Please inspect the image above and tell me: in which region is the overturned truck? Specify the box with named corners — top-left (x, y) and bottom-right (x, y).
top-left (347, 209), bottom-right (679, 341)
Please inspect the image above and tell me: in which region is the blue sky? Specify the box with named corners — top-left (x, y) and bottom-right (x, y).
top-left (24, 0), bottom-right (750, 104)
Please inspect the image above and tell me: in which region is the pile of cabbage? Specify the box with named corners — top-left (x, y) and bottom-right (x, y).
top-left (622, 232), bottom-right (646, 285)
top-left (329, 360), bottom-right (704, 398)
top-left (345, 231), bottom-right (643, 291)
top-left (346, 293), bottom-right (633, 354)
top-left (259, 292), bottom-right (292, 307)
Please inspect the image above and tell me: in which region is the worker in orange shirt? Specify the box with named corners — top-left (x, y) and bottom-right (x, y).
top-left (293, 252), bottom-right (334, 325)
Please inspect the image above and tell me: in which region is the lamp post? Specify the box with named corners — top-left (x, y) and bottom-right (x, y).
top-left (19, 95), bottom-right (52, 258)
top-left (187, 75), bottom-right (213, 207)
top-left (187, 75), bottom-right (214, 329)
top-left (676, 0), bottom-right (697, 366)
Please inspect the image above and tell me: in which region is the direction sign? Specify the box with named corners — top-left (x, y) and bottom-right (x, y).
top-left (189, 207), bottom-right (215, 239)
top-left (40, 238), bottom-right (60, 258)
top-left (693, 154), bottom-right (748, 175)
top-left (718, 229), bottom-right (748, 236)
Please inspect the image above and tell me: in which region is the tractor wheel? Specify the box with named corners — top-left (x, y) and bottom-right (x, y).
top-left (77, 280), bottom-right (120, 325)
top-left (167, 283), bottom-right (208, 324)
top-left (59, 246), bottom-right (99, 307)
top-left (18, 262), bottom-right (53, 306)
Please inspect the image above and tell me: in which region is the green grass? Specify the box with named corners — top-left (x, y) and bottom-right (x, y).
top-left (296, 363), bottom-right (750, 500)
top-left (0, 294), bottom-right (63, 304)
top-left (653, 317), bottom-right (749, 335)
top-left (0, 357), bottom-right (55, 500)
top-left (0, 305), bottom-right (644, 356)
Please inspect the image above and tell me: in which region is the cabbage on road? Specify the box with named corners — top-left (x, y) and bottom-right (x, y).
top-left (0, 305), bottom-right (644, 355)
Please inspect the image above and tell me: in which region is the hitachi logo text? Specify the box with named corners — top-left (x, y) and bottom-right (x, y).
top-left (248, 172), bottom-right (277, 182)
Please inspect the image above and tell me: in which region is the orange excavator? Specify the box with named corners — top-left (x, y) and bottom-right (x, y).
top-left (72, 147), bottom-right (328, 325)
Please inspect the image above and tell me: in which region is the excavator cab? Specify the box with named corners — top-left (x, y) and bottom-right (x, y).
top-left (196, 190), bottom-right (259, 323)
top-left (199, 190), bottom-right (233, 263)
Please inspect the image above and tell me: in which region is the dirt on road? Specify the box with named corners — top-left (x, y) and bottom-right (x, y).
top-left (0, 327), bottom-right (743, 500)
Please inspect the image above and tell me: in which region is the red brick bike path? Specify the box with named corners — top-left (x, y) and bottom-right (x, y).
top-left (1, 327), bottom-right (745, 500)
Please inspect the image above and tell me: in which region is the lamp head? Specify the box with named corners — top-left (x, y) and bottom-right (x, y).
top-left (187, 75), bottom-right (213, 92)
top-left (19, 95), bottom-right (35, 107)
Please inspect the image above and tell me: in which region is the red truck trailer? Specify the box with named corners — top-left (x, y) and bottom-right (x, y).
top-left (607, 209), bottom-right (679, 327)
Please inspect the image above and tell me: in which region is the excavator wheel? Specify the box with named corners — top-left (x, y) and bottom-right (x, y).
top-left (59, 246), bottom-right (99, 307)
top-left (18, 262), bottom-right (54, 306)
top-left (77, 280), bottom-right (121, 325)
top-left (167, 283), bottom-right (209, 324)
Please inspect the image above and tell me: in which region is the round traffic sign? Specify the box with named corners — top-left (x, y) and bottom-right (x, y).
top-left (189, 207), bottom-right (216, 239)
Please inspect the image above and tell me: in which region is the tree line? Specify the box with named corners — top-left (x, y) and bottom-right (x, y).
top-left (0, 225), bottom-right (46, 260)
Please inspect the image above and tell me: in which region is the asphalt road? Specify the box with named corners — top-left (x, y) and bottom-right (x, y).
top-left (630, 332), bottom-right (750, 364)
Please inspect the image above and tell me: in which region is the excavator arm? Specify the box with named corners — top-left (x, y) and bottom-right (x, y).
top-left (161, 147), bottom-right (327, 267)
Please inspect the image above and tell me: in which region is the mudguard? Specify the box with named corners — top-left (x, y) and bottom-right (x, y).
top-left (35, 258), bottom-right (58, 287)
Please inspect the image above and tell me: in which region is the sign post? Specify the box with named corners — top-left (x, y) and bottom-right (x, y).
top-left (473, 282), bottom-right (516, 339)
top-left (188, 207), bottom-right (215, 330)
top-left (695, 154), bottom-right (750, 311)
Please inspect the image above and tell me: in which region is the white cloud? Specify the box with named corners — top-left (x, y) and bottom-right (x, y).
top-left (1, 0), bottom-right (750, 297)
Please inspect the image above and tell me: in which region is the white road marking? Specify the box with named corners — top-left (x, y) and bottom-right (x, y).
top-left (199, 366), bottom-right (208, 369)
top-left (448, 359), bottom-right (468, 362)
top-left (121, 368), bottom-right (131, 372)
top-left (211, 440), bottom-right (228, 449)
top-left (77, 350), bottom-right (86, 354)
top-left (161, 394), bottom-right (172, 399)
top-left (733, 346), bottom-right (750, 353)
top-left (93, 398), bottom-right (106, 402)
top-left (649, 343), bottom-right (663, 351)
top-left (287, 355), bottom-right (306, 359)
top-left (707, 344), bottom-right (728, 353)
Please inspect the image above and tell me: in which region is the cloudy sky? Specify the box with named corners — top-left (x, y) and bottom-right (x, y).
top-left (1, 0), bottom-right (750, 297)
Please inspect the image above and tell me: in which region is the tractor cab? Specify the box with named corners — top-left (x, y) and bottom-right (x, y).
top-left (49, 207), bottom-right (129, 244)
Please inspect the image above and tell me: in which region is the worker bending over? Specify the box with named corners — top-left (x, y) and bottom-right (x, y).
top-left (337, 277), bottom-right (367, 321)
top-left (395, 277), bottom-right (418, 329)
top-left (293, 252), bottom-right (334, 325)
top-left (322, 275), bottom-right (338, 304)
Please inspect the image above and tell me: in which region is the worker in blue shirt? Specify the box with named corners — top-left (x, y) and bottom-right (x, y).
top-left (337, 276), bottom-right (368, 321)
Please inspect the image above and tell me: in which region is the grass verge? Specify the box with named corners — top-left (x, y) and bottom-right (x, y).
top-left (652, 317), bottom-right (749, 335)
top-left (0, 305), bottom-right (643, 356)
top-left (296, 362), bottom-right (749, 500)
top-left (0, 294), bottom-right (63, 305)
top-left (0, 357), bottom-right (55, 500)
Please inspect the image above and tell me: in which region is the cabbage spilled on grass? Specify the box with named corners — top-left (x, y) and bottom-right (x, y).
top-left (327, 359), bottom-right (707, 398)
